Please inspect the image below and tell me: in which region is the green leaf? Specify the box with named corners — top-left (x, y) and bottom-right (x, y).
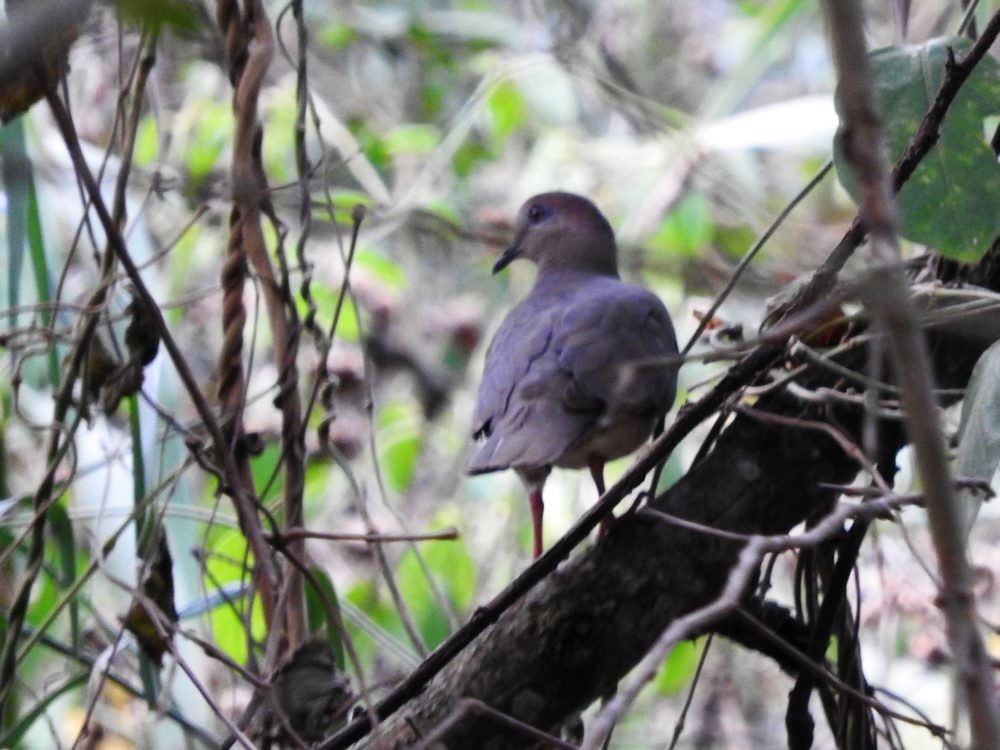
top-left (407, 24), bottom-right (456, 68)
top-left (955, 339), bottom-right (1000, 536)
top-left (654, 638), bottom-right (703, 695)
top-left (423, 199), bottom-right (461, 227)
top-left (204, 531), bottom-right (264, 665)
top-left (301, 283), bottom-right (360, 342)
top-left (452, 137), bottom-right (496, 177)
top-left (344, 580), bottom-right (405, 667)
top-left (486, 80), bottom-right (525, 142)
top-left (262, 89), bottom-right (297, 184)
top-left (712, 223), bottom-right (757, 260)
top-left (134, 114), bottom-right (158, 168)
top-left (348, 120), bottom-right (391, 173)
top-left (115, 0), bottom-right (199, 32)
top-left (318, 23), bottom-right (356, 51)
top-left (396, 536), bottom-right (476, 647)
top-left (249, 441), bottom-right (281, 502)
top-left (26, 568), bottom-right (58, 628)
top-left (384, 124), bottom-right (441, 156)
top-left (185, 102), bottom-right (232, 181)
top-left (305, 567), bottom-right (345, 670)
top-left (377, 400), bottom-right (423, 492)
top-left (825, 633), bottom-right (840, 663)
top-left (314, 189), bottom-right (376, 226)
top-left (1, 120), bottom-right (27, 326)
top-left (647, 192), bottom-right (714, 258)
top-left (47, 501), bottom-right (79, 645)
top-left (421, 83), bottom-right (445, 118)
top-left (833, 38), bottom-right (1000, 262)
top-left (1, 118), bottom-right (60, 387)
top-left (355, 248), bottom-right (406, 290)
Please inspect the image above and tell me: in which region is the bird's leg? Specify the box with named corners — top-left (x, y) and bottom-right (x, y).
top-left (528, 487), bottom-right (545, 559)
top-left (588, 456), bottom-right (607, 496)
top-left (588, 456), bottom-right (614, 540)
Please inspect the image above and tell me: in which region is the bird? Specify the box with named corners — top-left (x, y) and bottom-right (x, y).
top-left (468, 192), bottom-right (680, 558)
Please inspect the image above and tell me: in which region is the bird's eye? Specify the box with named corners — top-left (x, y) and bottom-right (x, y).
top-left (527, 205), bottom-right (547, 224)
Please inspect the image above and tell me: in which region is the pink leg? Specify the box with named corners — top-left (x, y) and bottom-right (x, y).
top-left (588, 456), bottom-right (614, 540)
top-left (529, 487), bottom-right (544, 559)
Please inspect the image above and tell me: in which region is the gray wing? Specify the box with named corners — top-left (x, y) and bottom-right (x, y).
top-left (468, 292), bottom-right (596, 474)
top-left (467, 278), bottom-right (678, 475)
top-left (556, 280), bottom-right (679, 419)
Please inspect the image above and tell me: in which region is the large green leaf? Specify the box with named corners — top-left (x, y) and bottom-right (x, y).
top-left (833, 37), bottom-right (1000, 262)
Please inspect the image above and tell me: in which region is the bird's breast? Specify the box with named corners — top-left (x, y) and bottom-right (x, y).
top-left (553, 410), bottom-right (658, 469)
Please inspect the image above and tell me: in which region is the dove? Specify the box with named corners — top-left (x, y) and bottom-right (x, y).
top-left (468, 192), bottom-right (679, 558)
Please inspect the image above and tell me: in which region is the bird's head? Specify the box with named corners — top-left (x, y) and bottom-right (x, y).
top-left (493, 192), bottom-right (619, 277)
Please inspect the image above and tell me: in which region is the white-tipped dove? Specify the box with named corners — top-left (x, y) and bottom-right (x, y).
top-left (468, 192), bottom-right (679, 558)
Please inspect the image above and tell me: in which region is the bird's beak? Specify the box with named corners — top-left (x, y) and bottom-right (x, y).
top-left (492, 243), bottom-right (520, 274)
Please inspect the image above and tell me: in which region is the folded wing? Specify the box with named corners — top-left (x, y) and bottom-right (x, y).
top-left (468, 277), bottom-right (678, 474)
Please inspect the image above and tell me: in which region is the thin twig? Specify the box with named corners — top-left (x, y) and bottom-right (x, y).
top-left (269, 527), bottom-right (459, 544)
top-left (665, 635), bottom-right (713, 750)
top-left (682, 160), bottom-right (833, 356)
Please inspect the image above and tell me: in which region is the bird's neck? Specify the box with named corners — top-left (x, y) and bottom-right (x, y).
top-left (534, 265), bottom-right (620, 290)
top-left (536, 256), bottom-right (619, 278)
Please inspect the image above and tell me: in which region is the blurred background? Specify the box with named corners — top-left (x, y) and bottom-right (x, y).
top-left (2, 0), bottom-right (998, 747)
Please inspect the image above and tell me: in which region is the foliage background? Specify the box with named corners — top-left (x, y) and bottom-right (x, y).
top-left (1, 0), bottom-right (999, 748)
